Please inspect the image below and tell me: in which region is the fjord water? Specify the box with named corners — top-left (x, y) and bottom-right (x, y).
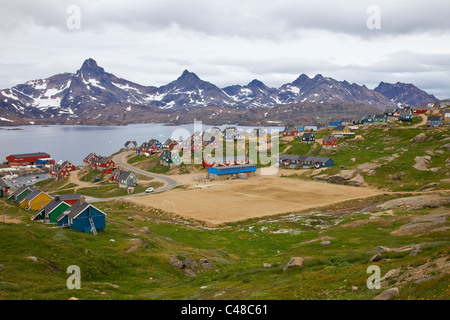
top-left (0, 123), bottom-right (283, 165)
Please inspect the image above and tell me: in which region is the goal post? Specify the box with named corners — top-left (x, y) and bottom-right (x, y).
top-left (162, 200), bottom-right (176, 212)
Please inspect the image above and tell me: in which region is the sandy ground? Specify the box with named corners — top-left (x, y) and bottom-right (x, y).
top-left (125, 169), bottom-right (382, 225)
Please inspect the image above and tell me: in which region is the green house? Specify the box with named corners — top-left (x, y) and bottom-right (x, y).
top-left (373, 114), bottom-right (388, 123)
top-left (9, 186), bottom-right (34, 203)
top-left (32, 197), bottom-right (71, 223)
top-left (301, 132), bottom-right (316, 143)
top-left (160, 150), bottom-right (181, 166)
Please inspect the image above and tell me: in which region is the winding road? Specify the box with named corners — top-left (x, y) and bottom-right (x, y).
top-left (84, 151), bottom-right (178, 203)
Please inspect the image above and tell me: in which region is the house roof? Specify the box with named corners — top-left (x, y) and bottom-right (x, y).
top-left (323, 136), bottom-right (336, 143)
top-left (0, 178), bottom-right (8, 188)
top-left (11, 186), bottom-right (34, 198)
top-left (427, 116), bottom-right (441, 121)
top-left (58, 194), bottom-right (82, 201)
top-left (278, 154), bottom-right (308, 161)
top-left (334, 125), bottom-right (347, 131)
top-left (97, 157), bottom-right (112, 164)
top-left (124, 141), bottom-right (137, 148)
top-left (304, 156), bottom-right (333, 163)
top-left (8, 152), bottom-right (50, 159)
top-left (33, 198), bottom-right (70, 220)
top-left (83, 153), bottom-right (96, 161)
top-left (162, 138), bottom-right (175, 146)
top-left (118, 171), bottom-right (133, 181)
top-left (24, 190), bottom-right (45, 202)
top-left (57, 200), bottom-right (107, 222)
top-left (302, 132), bottom-right (314, 138)
top-left (399, 110), bottom-right (411, 116)
top-left (278, 154), bottom-right (332, 164)
top-left (374, 114), bottom-right (385, 119)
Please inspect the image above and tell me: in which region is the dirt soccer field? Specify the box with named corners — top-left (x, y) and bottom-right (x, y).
top-left (125, 173), bottom-right (382, 225)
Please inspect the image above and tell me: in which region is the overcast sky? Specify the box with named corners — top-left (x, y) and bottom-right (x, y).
top-left (1, 0), bottom-right (449, 98)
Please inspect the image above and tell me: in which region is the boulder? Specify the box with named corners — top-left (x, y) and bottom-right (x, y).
top-left (409, 246), bottom-right (421, 256)
top-left (283, 257), bottom-right (304, 271)
top-left (320, 241), bottom-right (331, 247)
top-left (184, 269), bottom-right (198, 277)
top-left (141, 226), bottom-right (152, 235)
top-left (413, 156), bottom-right (430, 171)
top-left (26, 256), bottom-right (38, 263)
top-left (263, 263), bottom-right (272, 268)
top-left (198, 258), bottom-right (215, 270)
top-left (370, 253), bottom-right (383, 262)
top-left (380, 268), bottom-right (401, 282)
top-left (418, 182), bottom-right (440, 191)
top-left (378, 195), bottom-right (450, 210)
top-left (410, 133), bottom-right (426, 143)
top-left (170, 260), bottom-right (184, 269)
top-left (391, 172), bottom-right (405, 181)
top-left (372, 287), bottom-right (400, 300)
top-left (351, 286), bottom-right (359, 291)
top-left (440, 143), bottom-right (450, 150)
top-left (349, 174), bottom-right (365, 186)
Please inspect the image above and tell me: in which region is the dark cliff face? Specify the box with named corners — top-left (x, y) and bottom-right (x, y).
top-left (374, 81), bottom-right (438, 107)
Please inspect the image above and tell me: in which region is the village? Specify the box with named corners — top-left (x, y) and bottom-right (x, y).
top-left (1, 105), bottom-right (449, 230)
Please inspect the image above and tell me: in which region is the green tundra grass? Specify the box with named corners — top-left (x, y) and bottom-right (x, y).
top-left (0, 194), bottom-right (448, 300)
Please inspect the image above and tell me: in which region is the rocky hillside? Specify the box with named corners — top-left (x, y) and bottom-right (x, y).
top-left (374, 81), bottom-right (438, 107)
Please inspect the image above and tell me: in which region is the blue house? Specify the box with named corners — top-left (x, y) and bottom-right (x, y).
top-left (398, 110), bottom-right (412, 122)
top-left (426, 116), bottom-right (442, 127)
top-left (328, 120), bottom-right (342, 127)
top-left (362, 115), bottom-right (374, 124)
top-left (57, 200), bottom-right (106, 233)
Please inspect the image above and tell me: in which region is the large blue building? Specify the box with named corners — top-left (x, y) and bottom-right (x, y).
top-left (207, 164), bottom-right (257, 179)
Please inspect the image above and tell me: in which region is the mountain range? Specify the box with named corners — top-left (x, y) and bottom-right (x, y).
top-left (0, 58), bottom-right (438, 126)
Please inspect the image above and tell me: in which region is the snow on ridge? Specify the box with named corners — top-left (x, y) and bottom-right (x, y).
top-left (1, 90), bottom-right (20, 100)
top-left (0, 117), bottom-right (13, 122)
top-left (112, 81), bottom-right (142, 94)
top-left (87, 78), bottom-right (107, 90)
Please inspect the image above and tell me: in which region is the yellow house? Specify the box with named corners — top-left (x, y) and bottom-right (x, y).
top-left (333, 125), bottom-right (351, 136)
top-left (20, 190), bottom-right (53, 210)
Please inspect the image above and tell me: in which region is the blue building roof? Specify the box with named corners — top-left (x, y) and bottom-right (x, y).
top-left (208, 164), bottom-right (257, 175)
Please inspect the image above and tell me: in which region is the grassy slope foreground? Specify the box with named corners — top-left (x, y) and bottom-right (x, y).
top-left (0, 193), bottom-right (448, 300)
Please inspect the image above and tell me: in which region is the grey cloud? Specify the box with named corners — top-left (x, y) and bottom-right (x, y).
top-left (2, 0), bottom-right (450, 39)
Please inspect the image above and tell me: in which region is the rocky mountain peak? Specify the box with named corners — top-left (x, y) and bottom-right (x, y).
top-left (77, 58), bottom-right (105, 77)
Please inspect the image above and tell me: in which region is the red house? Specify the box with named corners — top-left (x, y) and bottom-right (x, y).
top-left (50, 161), bottom-right (77, 179)
top-left (57, 194), bottom-right (82, 206)
top-left (83, 153), bottom-right (97, 165)
top-left (282, 125), bottom-right (300, 137)
top-left (322, 136), bottom-right (338, 148)
top-left (6, 152), bottom-right (51, 166)
top-left (91, 156), bottom-right (116, 174)
top-left (162, 139), bottom-right (179, 150)
top-left (413, 108), bottom-right (427, 114)
top-left (179, 139), bottom-right (201, 152)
